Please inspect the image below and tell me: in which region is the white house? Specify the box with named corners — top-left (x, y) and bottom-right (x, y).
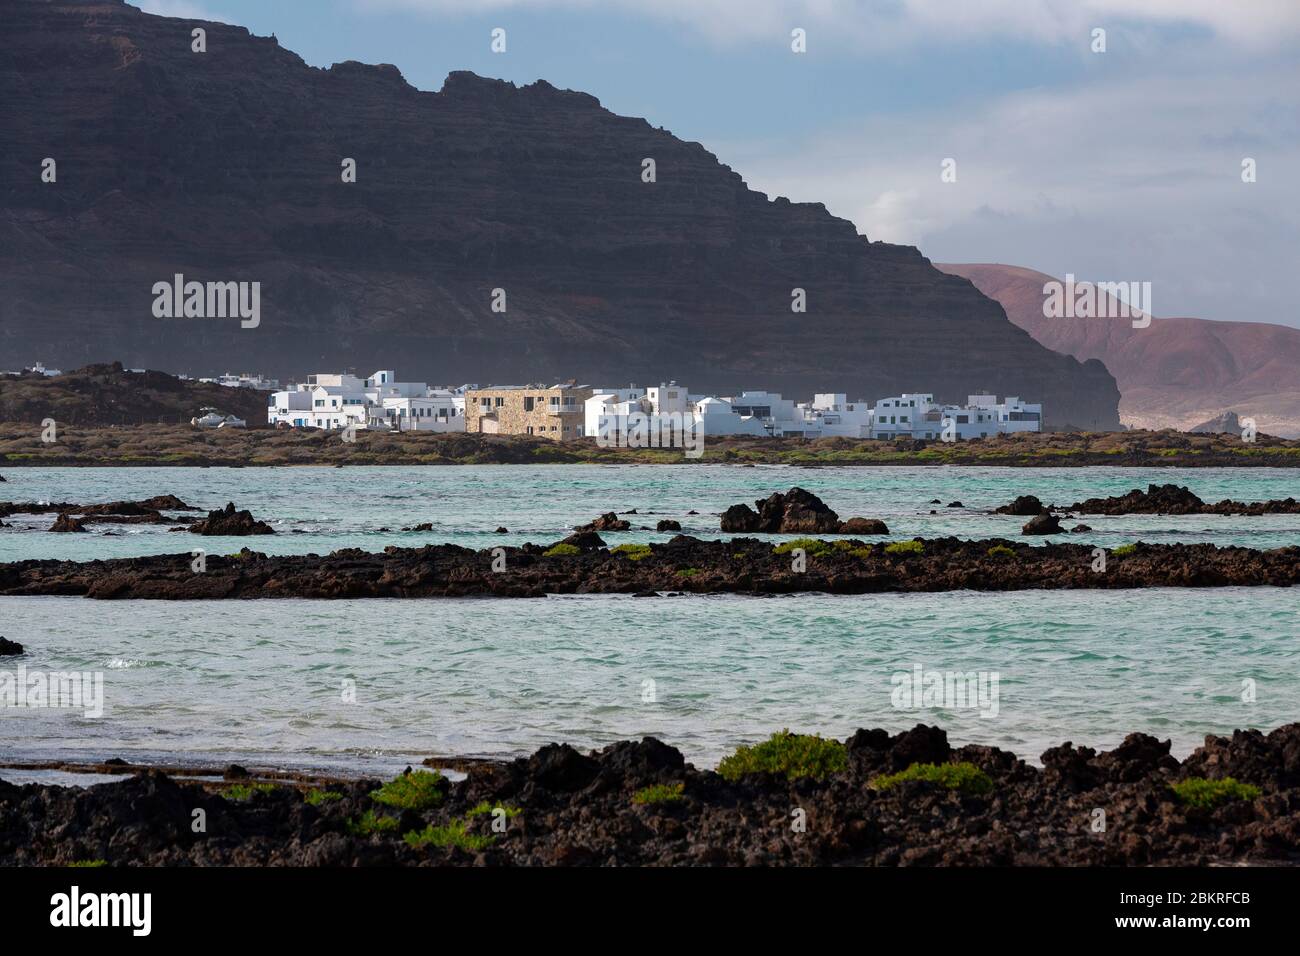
top-left (795, 393), bottom-right (874, 438)
top-left (267, 369), bottom-right (464, 431)
top-left (368, 390), bottom-right (464, 432)
top-left (871, 393), bottom-right (1042, 440)
top-left (692, 396), bottom-right (769, 436)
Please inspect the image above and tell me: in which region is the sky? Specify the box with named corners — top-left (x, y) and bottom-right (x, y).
top-left (136, 0), bottom-right (1300, 328)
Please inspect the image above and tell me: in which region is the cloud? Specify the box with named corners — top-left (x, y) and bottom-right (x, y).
top-left (718, 61), bottom-right (1300, 324)
top-left (355, 0), bottom-right (1300, 49)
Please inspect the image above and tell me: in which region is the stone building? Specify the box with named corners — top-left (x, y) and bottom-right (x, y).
top-left (465, 384), bottom-right (593, 439)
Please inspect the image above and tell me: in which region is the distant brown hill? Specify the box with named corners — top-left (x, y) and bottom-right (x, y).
top-left (937, 264), bottom-right (1300, 437)
top-left (0, 363), bottom-right (269, 426)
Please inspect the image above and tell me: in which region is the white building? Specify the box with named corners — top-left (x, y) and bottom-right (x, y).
top-left (692, 396), bottom-right (768, 436)
top-left (585, 383), bottom-right (775, 441)
top-left (267, 370), bottom-right (463, 432)
top-left (368, 389), bottom-right (464, 432)
top-left (203, 372), bottom-right (280, 390)
top-left (795, 393), bottom-right (874, 438)
top-left (2, 362), bottom-right (62, 377)
top-left (871, 393), bottom-right (1042, 440)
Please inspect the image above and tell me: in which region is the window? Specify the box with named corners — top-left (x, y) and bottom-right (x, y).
top-left (524, 397), bottom-right (535, 412)
top-left (495, 397), bottom-right (504, 407)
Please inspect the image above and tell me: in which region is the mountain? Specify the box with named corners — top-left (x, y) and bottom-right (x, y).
top-left (937, 264), bottom-right (1300, 437)
top-left (0, 362), bottom-right (270, 426)
top-left (0, 0), bottom-right (1120, 429)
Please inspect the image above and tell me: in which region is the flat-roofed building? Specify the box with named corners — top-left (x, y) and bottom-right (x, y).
top-left (465, 383), bottom-right (593, 439)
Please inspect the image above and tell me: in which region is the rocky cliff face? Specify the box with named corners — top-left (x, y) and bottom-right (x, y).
top-left (0, 0), bottom-right (1121, 428)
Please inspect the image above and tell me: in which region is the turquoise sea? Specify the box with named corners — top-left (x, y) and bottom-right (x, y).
top-left (1, 465), bottom-right (1297, 775)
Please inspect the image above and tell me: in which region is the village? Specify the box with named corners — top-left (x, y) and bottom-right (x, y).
top-left (251, 368), bottom-right (1043, 443)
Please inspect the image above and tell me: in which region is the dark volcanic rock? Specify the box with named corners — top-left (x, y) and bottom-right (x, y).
top-left (1069, 483), bottom-right (1300, 516)
top-left (7, 721), bottom-right (1300, 866)
top-left (721, 488), bottom-right (842, 534)
top-left (838, 517), bottom-right (889, 534)
top-left (575, 512), bottom-right (630, 533)
top-left (1021, 511), bottom-right (1063, 535)
top-left (720, 503), bottom-right (763, 533)
top-left (48, 513), bottom-right (86, 533)
top-left (188, 503), bottom-right (275, 535)
top-left (0, 636), bottom-right (24, 656)
top-left (0, 0), bottom-right (1120, 429)
top-left (2, 536), bottom-right (1296, 599)
top-left (655, 519), bottom-right (681, 532)
top-left (560, 530), bottom-right (607, 550)
top-left (997, 495), bottom-right (1046, 516)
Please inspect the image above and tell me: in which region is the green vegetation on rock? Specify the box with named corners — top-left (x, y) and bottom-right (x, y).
top-left (1170, 777), bottom-right (1260, 809)
top-left (371, 770), bottom-right (445, 810)
top-left (717, 731), bottom-right (847, 782)
top-left (871, 762), bottom-right (994, 795)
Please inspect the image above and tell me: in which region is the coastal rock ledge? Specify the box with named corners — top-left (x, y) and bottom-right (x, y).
top-left (0, 536), bottom-right (1293, 599)
top-left (5, 723), bottom-right (1300, 866)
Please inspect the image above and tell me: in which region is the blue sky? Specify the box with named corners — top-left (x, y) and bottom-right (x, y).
top-left (139, 0), bottom-right (1300, 327)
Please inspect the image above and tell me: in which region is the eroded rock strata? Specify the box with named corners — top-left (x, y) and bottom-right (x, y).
top-left (4, 724), bottom-right (1300, 866)
top-left (1, 0), bottom-right (1120, 428)
top-left (0, 536), bottom-right (1294, 598)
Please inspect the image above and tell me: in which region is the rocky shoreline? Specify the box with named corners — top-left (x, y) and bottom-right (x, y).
top-left (1, 424), bottom-right (1297, 468)
top-left (3, 723), bottom-right (1299, 866)
top-left (0, 533), bottom-right (1295, 598)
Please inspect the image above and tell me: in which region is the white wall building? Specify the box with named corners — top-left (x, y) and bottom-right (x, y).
top-left (795, 393), bottom-right (874, 438)
top-left (267, 370), bottom-right (464, 431)
top-left (871, 393), bottom-right (1042, 440)
top-left (203, 372), bottom-right (280, 390)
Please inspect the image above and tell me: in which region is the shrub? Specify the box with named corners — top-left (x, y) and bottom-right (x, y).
top-left (68, 859), bottom-right (107, 868)
top-left (612, 543), bottom-right (653, 561)
top-left (305, 788), bottom-right (343, 806)
top-left (346, 810), bottom-right (399, 836)
top-left (225, 782), bottom-right (276, 801)
top-left (871, 762), bottom-right (993, 795)
top-left (774, 538), bottom-right (829, 556)
top-left (1170, 777), bottom-right (1260, 810)
top-left (1112, 543), bottom-right (1139, 557)
top-left (717, 731), bottom-right (847, 782)
top-left (632, 782), bottom-right (685, 805)
top-left (885, 540), bottom-right (924, 555)
top-left (676, 567), bottom-right (699, 577)
top-left (465, 801), bottom-right (522, 819)
top-left (543, 542), bottom-right (581, 557)
top-left (371, 770), bottom-right (445, 810)
top-left (987, 544), bottom-right (1015, 559)
top-left (403, 820), bottom-right (495, 851)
